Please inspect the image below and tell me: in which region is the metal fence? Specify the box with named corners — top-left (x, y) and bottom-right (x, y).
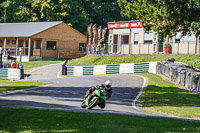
top-left (0, 47), bottom-right (24, 79)
top-left (1, 47), bottom-right (29, 57)
top-left (87, 44), bottom-right (109, 55)
top-left (87, 41), bottom-right (199, 55)
top-left (157, 61), bottom-right (200, 92)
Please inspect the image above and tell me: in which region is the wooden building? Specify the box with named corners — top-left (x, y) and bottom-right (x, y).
top-left (0, 21), bottom-right (86, 61)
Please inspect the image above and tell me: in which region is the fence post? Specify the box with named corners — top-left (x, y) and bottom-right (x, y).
top-left (62, 60), bottom-right (68, 75)
top-left (139, 43), bottom-right (141, 54)
top-left (123, 44), bottom-right (124, 55)
top-left (0, 47), bottom-right (2, 68)
top-left (20, 68), bottom-right (24, 79)
top-left (197, 76), bottom-right (200, 92)
top-left (171, 43), bottom-right (173, 54)
top-left (188, 42), bottom-right (189, 55)
top-left (178, 43), bottom-right (179, 54)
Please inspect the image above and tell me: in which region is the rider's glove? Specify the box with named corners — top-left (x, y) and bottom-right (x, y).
top-left (85, 91), bottom-right (91, 98)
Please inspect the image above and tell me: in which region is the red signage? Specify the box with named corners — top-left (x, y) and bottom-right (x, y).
top-left (130, 22), bottom-right (142, 28)
top-left (108, 23), bottom-right (130, 29)
top-left (108, 21), bottom-right (169, 29)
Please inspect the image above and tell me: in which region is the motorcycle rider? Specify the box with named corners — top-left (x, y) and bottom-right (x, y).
top-left (84, 80), bottom-right (112, 109)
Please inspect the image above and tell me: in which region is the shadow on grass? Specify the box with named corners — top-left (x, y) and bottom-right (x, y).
top-left (0, 106), bottom-right (200, 133)
top-left (141, 85), bottom-right (200, 107)
top-left (0, 85), bottom-right (38, 93)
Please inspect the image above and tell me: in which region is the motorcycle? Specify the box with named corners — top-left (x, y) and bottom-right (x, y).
top-left (81, 89), bottom-right (106, 109)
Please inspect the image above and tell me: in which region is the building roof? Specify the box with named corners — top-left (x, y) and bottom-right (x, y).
top-left (107, 20), bottom-right (141, 24)
top-left (0, 21), bottom-right (62, 37)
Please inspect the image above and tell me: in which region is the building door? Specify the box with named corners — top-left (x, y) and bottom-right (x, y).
top-left (158, 35), bottom-right (164, 52)
top-left (113, 34), bottom-right (118, 53)
top-left (25, 41), bottom-right (34, 56)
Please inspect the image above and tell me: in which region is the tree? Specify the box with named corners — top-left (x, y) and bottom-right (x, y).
top-left (65, 0), bottom-right (127, 34)
top-left (0, 0), bottom-right (126, 34)
top-left (0, 0), bottom-right (11, 22)
top-left (3, 0), bottom-right (70, 22)
top-left (118, 0), bottom-right (200, 38)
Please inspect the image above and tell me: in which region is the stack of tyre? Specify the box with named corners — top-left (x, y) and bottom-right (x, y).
top-left (157, 58), bottom-right (200, 92)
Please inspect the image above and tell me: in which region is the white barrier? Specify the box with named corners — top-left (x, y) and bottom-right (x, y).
top-left (65, 62), bottom-right (158, 76)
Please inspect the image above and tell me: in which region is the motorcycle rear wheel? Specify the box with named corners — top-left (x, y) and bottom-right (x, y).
top-left (81, 101), bottom-right (87, 108)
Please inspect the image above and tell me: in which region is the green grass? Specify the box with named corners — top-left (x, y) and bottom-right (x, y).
top-left (22, 60), bottom-right (64, 71)
top-left (67, 54), bottom-right (200, 69)
top-left (67, 55), bottom-right (200, 118)
top-left (137, 73), bottom-right (200, 119)
top-left (0, 80), bottom-right (48, 93)
top-left (0, 107), bottom-right (200, 133)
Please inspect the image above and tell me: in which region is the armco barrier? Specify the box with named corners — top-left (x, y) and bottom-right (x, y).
top-left (64, 62), bottom-right (157, 76)
top-left (0, 68), bottom-right (21, 80)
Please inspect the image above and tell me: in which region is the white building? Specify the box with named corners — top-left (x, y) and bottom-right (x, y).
top-left (107, 20), bottom-right (200, 54)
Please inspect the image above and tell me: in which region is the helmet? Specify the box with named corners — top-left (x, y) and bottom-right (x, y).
top-left (105, 80), bottom-right (112, 89)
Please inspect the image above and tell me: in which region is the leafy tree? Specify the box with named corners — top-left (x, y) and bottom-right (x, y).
top-left (4, 0), bottom-right (70, 22)
top-left (0, 0), bottom-right (126, 34)
top-left (118, 0), bottom-right (200, 38)
top-left (64, 0), bottom-right (127, 34)
top-left (0, 0), bottom-right (11, 22)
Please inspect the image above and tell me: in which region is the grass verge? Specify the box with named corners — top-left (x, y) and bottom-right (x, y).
top-left (67, 55), bottom-right (200, 118)
top-left (137, 73), bottom-right (200, 119)
top-left (0, 80), bottom-right (48, 93)
top-left (0, 107), bottom-right (200, 133)
top-left (67, 54), bottom-right (200, 69)
top-left (22, 60), bottom-right (64, 71)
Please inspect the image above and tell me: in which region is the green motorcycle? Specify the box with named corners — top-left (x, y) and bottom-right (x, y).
top-left (81, 89), bottom-right (106, 109)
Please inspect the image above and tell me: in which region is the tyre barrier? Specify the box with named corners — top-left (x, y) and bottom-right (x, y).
top-left (157, 61), bottom-right (200, 92)
top-left (64, 62), bottom-right (157, 76)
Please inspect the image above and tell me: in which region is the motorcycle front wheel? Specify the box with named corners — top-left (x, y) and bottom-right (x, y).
top-left (87, 97), bottom-right (99, 109)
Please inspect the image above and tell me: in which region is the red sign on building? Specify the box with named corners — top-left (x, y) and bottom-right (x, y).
top-left (130, 22), bottom-right (142, 28)
top-left (108, 23), bottom-right (130, 29)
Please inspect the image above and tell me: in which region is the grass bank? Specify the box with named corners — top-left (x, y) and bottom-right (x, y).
top-left (67, 54), bottom-right (200, 69)
top-left (137, 73), bottom-right (200, 119)
top-left (0, 107), bottom-right (200, 133)
top-left (0, 80), bottom-right (48, 93)
top-left (67, 55), bottom-right (200, 118)
top-left (22, 60), bottom-right (64, 71)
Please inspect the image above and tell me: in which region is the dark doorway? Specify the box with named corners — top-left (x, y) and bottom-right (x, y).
top-left (113, 34), bottom-right (118, 44)
top-left (113, 34), bottom-right (118, 53)
top-left (25, 41), bottom-right (34, 56)
top-left (158, 35), bottom-right (163, 52)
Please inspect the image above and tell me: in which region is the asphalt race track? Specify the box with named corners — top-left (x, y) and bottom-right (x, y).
top-left (0, 63), bottom-right (182, 119)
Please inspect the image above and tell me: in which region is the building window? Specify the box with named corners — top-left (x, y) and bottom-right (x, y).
top-left (36, 40), bottom-right (41, 49)
top-left (121, 34), bottom-right (129, 45)
top-left (12, 40), bottom-right (16, 44)
top-left (175, 32), bottom-right (181, 43)
top-left (79, 43), bottom-right (86, 51)
top-left (46, 41), bottom-right (56, 50)
top-left (134, 33), bottom-right (139, 44)
top-left (0, 40), bottom-right (3, 47)
top-left (144, 32), bottom-right (153, 44)
top-left (6, 40), bottom-right (10, 44)
top-left (18, 40), bottom-right (24, 47)
top-left (109, 35), bottom-right (113, 44)
top-left (183, 32), bottom-right (196, 43)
